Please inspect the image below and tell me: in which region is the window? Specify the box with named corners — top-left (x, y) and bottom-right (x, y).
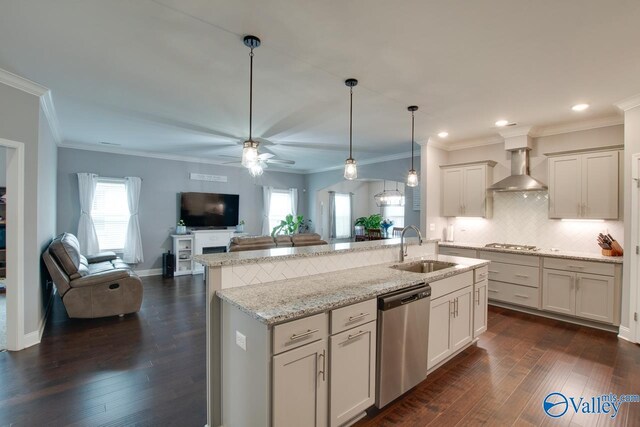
top-left (268, 190), bottom-right (293, 232)
top-left (92, 179), bottom-right (129, 251)
top-left (334, 193), bottom-right (352, 239)
top-left (382, 204), bottom-right (405, 229)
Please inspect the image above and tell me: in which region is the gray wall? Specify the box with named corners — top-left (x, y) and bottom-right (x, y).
top-left (304, 156), bottom-right (422, 232)
top-left (57, 147), bottom-right (307, 271)
top-left (0, 146), bottom-right (6, 187)
top-left (0, 82), bottom-right (55, 335)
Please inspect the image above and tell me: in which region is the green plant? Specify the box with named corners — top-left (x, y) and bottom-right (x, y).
top-left (271, 214), bottom-right (304, 236)
top-left (354, 214), bottom-right (383, 231)
top-left (238, 220), bottom-right (245, 225)
top-left (177, 219), bottom-right (185, 226)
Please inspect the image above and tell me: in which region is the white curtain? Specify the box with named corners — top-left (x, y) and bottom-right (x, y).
top-left (76, 173), bottom-right (100, 255)
top-left (289, 188), bottom-right (298, 217)
top-left (262, 186), bottom-right (273, 235)
top-left (328, 191), bottom-right (336, 240)
top-left (123, 176), bottom-right (143, 264)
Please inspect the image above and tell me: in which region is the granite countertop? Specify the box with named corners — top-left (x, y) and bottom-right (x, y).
top-left (439, 242), bottom-right (623, 264)
top-left (194, 237), bottom-right (438, 267)
top-left (216, 254), bottom-right (489, 325)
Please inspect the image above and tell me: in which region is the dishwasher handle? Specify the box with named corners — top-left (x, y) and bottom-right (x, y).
top-left (378, 284), bottom-right (431, 311)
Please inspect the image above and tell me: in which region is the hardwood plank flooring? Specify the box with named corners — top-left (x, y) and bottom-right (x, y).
top-left (1, 275), bottom-right (639, 426)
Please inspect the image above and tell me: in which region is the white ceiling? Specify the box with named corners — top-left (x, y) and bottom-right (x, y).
top-left (1, 0), bottom-right (639, 172)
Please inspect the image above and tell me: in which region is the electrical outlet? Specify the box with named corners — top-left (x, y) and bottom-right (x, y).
top-left (429, 223), bottom-right (436, 231)
top-left (236, 331), bottom-right (247, 351)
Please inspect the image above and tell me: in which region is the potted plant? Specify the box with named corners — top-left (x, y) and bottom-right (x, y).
top-left (176, 219), bottom-right (187, 235)
top-left (271, 214), bottom-right (304, 236)
top-left (354, 214), bottom-right (383, 236)
top-left (236, 220), bottom-right (245, 233)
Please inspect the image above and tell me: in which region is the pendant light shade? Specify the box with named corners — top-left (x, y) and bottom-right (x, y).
top-left (375, 181), bottom-right (404, 207)
top-left (406, 105), bottom-right (419, 187)
top-left (248, 162), bottom-right (264, 177)
top-left (241, 35), bottom-right (261, 170)
top-left (344, 78), bottom-right (358, 180)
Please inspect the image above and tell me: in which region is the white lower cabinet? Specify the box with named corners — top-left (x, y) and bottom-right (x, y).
top-left (273, 339), bottom-right (328, 427)
top-left (542, 269), bottom-right (575, 316)
top-left (329, 320), bottom-right (376, 427)
top-left (473, 280), bottom-right (488, 338)
top-left (428, 285), bottom-right (473, 370)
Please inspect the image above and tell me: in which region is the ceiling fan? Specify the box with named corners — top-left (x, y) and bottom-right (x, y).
top-left (219, 152), bottom-right (295, 167)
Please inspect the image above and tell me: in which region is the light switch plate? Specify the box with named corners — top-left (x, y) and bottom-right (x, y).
top-left (429, 223), bottom-right (436, 231)
top-left (236, 331), bottom-right (246, 351)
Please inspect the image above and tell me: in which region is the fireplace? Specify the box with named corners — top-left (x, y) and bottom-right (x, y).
top-left (203, 246), bottom-right (227, 254)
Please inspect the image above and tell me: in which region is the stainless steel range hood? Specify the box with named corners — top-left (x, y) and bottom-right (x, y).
top-left (488, 148), bottom-right (548, 192)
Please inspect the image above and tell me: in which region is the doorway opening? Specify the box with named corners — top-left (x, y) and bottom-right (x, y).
top-left (0, 147), bottom-right (6, 350)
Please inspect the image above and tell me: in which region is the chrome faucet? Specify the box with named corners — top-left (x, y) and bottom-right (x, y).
top-left (399, 225), bottom-right (423, 262)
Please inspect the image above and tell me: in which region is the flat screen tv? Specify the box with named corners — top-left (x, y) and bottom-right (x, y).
top-left (180, 192), bottom-right (239, 228)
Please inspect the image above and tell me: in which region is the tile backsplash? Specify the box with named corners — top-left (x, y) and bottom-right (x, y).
top-left (448, 191), bottom-right (624, 254)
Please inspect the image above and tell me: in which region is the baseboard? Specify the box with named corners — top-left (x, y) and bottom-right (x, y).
top-left (135, 268), bottom-right (163, 277)
top-left (618, 325), bottom-right (636, 343)
top-left (22, 290), bottom-right (54, 349)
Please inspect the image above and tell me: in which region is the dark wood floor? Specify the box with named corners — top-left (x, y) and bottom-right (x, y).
top-left (357, 307), bottom-right (640, 427)
top-left (1, 275), bottom-right (639, 426)
top-left (0, 274), bottom-right (207, 426)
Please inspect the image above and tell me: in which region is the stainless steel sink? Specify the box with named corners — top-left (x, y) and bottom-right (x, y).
top-left (391, 261), bottom-right (457, 273)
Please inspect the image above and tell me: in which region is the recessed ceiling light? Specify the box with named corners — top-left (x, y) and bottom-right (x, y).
top-left (572, 103), bottom-right (589, 112)
top-left (495, 119), bottom-right (509, 127)
top-left (438, 131), bottom-right (449, 138)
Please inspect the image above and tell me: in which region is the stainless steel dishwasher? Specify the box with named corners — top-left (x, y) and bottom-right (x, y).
top-left (375, 283), bottom-right (431, 408)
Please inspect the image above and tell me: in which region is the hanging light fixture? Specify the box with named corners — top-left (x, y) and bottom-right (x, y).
top-left (241, 35), bottom-right (261, 169)
top-left (375, 180), bottom-right (404, 207)
top-left (407, 105), bottom-right (419, 187)
top-left (344, 78), bottom-right (358, 180)
top-left (249, 161), bottom-right (264, 177)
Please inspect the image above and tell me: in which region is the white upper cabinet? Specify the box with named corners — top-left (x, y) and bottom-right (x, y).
top-left (548, 150), bottom-right (619, 219)
top-left (441, 162), bottom-right (495, 218)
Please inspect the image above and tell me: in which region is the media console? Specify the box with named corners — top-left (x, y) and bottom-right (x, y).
top-left (172, 230), bottom-right (248, 275)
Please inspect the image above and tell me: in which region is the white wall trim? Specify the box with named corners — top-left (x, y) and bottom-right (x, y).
top-left (441, 136), bottom-right (504, 152)
top-left (59, 141), bottom-right (305, 174)
top-left (616, 94), bottom-right (640, 112)
top-left (40, 91), bottom-right (63, 145)
top-left (0, 138), bottom-right (26, 351)
top-left (306, 150), bottom-right (416, 174)
top-left (530, 115), bottom-right (624, 138)
top-left (135, 268), bottom-right (163, 277)
top-left (22, 291), bottom-right (54, 349)
top-left (618, 326), bottom-right (634, 343)
top-left (0, 67), bottom-right (48, 97)
top-left (628, 152), bottom-right (640, 344)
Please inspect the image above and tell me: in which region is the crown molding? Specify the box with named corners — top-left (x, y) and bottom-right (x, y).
top-left (531, 115), bottom-right (623, 138)
top-left (305, 150), bottom-right (417, 174)
top-left (615, 94), bottom-right (640, 112)
top-left (58, 141), bottom-right (305, 174)
top-left (441, 135), bottom-right (504, 152)
top-left (0, 67), bottom-right (48, 96)
top-left (40, 91), bottom-right (63, 145)
top-left (499, 125), bottom-right (533, 139)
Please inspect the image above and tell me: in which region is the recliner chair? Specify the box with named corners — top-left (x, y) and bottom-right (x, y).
top-left (42, 233), bottom-right (143, 318)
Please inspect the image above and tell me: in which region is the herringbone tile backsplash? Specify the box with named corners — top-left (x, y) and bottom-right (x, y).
top-left (449, 191), bottom-right (624, 254)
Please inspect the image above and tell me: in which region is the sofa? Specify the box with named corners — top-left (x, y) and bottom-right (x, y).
top-left (42, 233), bottom-right (143, 318)
top-left (229, 233), bottom-right (327, 252)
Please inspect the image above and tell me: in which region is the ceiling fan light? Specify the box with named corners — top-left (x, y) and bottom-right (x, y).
top-left (407, 170), bottom-right (419, 187)
top-left (344, 158), bottom-right (358, 180)
top-left (242, 140), bottom-right (259, 168)
top-left (249, 162), bottom-right (264, 177)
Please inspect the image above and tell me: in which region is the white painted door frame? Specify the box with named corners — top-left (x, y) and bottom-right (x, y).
top-left (0, 137), bottom-right (25, 351)
top-left (629, 153), bottom-right (640, 343)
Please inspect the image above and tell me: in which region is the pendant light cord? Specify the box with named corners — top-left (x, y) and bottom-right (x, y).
top-left (249, 48), bottom-right (254, 141)
top-left (411, 110), bottom-right (415, 170)
top-left (349, 86), bottom-right (353, 159)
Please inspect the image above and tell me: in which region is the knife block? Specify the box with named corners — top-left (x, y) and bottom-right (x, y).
top-left (602, 240), bottom-right (623, 257)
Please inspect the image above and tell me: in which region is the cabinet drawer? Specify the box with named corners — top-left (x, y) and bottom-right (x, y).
top-left (439, 247), bottom-right (478, 258)
top-left (273, 313), bottom-right (328, 355)
top-left (487, 262), bottom-right (540, 288)
top-left (430, 271), bottom-right (473, 300)
top-left (542, 257), bottom-right (615, 277)
top-left (331, 299), bottom-right (377, 335)
top-left (478, 250), bottom-right (539, 267)
top-left (487, 280), bottom-right (540, 309)
top-left (474, 266), bottom-right (489, 283)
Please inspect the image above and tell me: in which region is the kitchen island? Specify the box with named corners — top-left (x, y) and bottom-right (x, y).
top-left (195, 238), bottom-right (490, 427)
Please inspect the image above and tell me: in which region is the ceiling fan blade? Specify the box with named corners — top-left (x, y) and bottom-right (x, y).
top-left (258, 152), bottom-right (275, 160)
top-left (266, 158), bottom-right (296, 165)
top-left (222, 161), bottom-right (242, 165)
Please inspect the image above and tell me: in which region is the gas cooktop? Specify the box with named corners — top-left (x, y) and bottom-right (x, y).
top-left (484, 243), bottom-right (539, 252)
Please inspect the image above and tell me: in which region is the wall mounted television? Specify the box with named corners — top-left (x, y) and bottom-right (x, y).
top-left (180, 192), bottom-right (239, 228)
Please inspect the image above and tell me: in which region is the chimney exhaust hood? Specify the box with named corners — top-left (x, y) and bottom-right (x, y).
top-left (488, 126), bottom-right (548, 192)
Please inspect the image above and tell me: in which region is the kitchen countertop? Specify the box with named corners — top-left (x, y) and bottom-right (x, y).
top-left (194, 237), bottom-right (438, 267)
top-left (216, 254), bottom-right (489, 325)
top-left (439, 242), bottom-right (623, 264)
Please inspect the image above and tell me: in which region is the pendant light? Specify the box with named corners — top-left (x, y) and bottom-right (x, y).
top-left (375, 180), bottom-right (404, 207)
top-left (344, 78), bottom-right (358, 180)
top-left (241, 35), bottom-right (261, 169)
top-left (407, 105), bottom-right (419, 187)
